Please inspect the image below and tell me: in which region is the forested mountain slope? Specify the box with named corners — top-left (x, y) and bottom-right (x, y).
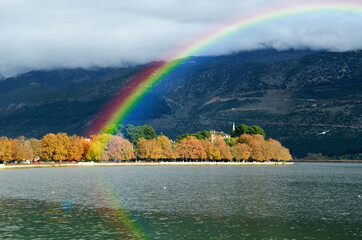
top-left (0, 49), bottom-right (360, 157)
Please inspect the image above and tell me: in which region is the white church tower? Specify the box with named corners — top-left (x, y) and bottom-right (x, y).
top-left (232, 122), bottom-right (235, 131)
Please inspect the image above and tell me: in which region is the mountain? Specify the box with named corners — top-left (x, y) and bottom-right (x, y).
top-left (0, 49), bottom-right (361, 158)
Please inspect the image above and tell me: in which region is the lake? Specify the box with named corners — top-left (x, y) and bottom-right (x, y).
top-left (0, 162), bottom-right (361, 239)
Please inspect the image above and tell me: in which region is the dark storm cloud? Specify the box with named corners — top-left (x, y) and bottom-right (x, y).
top-left (1, 0), bottom-right (362, 77)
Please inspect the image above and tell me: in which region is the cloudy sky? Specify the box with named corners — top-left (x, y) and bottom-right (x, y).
top-left (1, 0), bottom-right (362, 78)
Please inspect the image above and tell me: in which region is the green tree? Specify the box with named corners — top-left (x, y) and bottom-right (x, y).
top-left (176, 133), bottom-right (190, 142)
top-left (231, 124), bottom-right (249, 137)
top-left (140, 125), bottom-right (156, 140)
top-left (120, 124), bottom-right (156, 144)
top-left (102, 124), bottom-right (120, 135)
top-left (224, 138), bottom-right (236, 147)
top-left (192, 131), bottom-right (211, 140)
top-left (231, 124), bottom-right (266, 138)
top-left (249, 125), bottom-right (266, 138)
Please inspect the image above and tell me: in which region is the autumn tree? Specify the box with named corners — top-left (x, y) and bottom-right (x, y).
top-left (136, 138), bottom-right (162, 161)
top-left (230, 143), bottom-right (252, 161)
top-left (11, 136), bottom-right (33, 161)
top-left (248, 134), bottom-right (268, 161)
top-left (84, 134), bottom-right (112, 161)
top-left (176, 136), bottom-right (206, 161)
top-left (41, 133), bottom-right (70, 161)
top-left (29, 138), bottom-right (42, 160)
top-left (67, 135), bottom-right (85, 161)
top-left (156, 135), bottom-right (175, 160)
top-left (103, 136), bottom-right (135, 161)
top-left (201, 140), bottom-right (220, 161)
top-left (213, 136), bottom-right (232, 161)
top-left (279, 146), bottom-right (292, 161)
top-left (236, 134), bottom-right (253, 145)
top-left (0, 136), bottom-right (12, 162)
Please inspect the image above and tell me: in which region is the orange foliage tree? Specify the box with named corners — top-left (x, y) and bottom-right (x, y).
top-left (201, 139), bottom-right (221, 161)
top-left (265, 138), bottom-right (292, 161)
top-left (0, 136), bottom-right (12, 162)
top-left (67, 135), bottom-right (85, 161)
top-left (236, 134), bottom-right (253, 145)
top-left (136, 138), bottom-right (162, 161)
top-left (176, 136), bottom-right (206, 161)
top-left (230, 143), bottom-right (252, 161)
top-left (41, 133), bottom-right (70, 161)
top-left (234, 134), bottom-right (292, 161)
top-left (10, 136), bottom-right (33, 161)
top-left (248, 134), bottom-right (268, 161)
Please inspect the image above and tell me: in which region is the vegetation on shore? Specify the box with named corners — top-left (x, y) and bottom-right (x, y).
top-left (0, 124), bottom-right (292, 163)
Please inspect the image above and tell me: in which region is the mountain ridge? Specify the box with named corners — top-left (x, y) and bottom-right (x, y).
top-left (0, 49), bottom-right (361, 157)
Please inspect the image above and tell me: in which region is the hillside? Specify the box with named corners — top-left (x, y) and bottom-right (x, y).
top-left (0, 49), bottom-right (361, 157)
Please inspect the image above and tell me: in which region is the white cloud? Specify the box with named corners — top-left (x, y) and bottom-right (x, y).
top-left (1, 0), bottom-right (362, 77)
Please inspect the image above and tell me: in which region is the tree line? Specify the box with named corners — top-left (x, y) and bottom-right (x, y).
top-left (0, 124), bottom-right (292, 163)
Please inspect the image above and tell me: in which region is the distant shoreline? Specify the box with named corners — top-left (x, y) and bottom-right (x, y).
top-left (293, 160), bottom-right (362, 163)
top-left (0, 161), bottom-right (293, 169)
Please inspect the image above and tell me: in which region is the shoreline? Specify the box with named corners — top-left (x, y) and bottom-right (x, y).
top-left (293, 160), bottom-right (362, 163)
top-left (0, 161), bottom-right (293, 169)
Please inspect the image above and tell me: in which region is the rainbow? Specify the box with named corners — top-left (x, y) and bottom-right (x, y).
top-left (84, 0), bottom-right (362, 237)
top-left (87, 0), bottom-right (362, 136)
top-left (94, 178), bottom-right (149, 239)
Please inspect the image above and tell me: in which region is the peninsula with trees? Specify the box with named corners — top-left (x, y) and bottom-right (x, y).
top-left (0, 124), bottom-right (292, 165)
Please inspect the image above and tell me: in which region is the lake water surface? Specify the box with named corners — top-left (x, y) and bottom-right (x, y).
top-left (0, 162), bottom-right (361, 239)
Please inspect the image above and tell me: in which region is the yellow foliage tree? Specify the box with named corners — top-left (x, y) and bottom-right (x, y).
top-left (0, 136), bottom-right (12, 162)
top-left (156, 135), bottom-right (175, 160)
top-left (136, 138), bottom-right (162, 161)
top-left (213, 136), bottom-right (232, 161)
top-left (29, 138), bottom-right (42, 160)
top-left (201, 140), bottom-right (220, 161)
top-left (85, 134), bottom-right (112, 161)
